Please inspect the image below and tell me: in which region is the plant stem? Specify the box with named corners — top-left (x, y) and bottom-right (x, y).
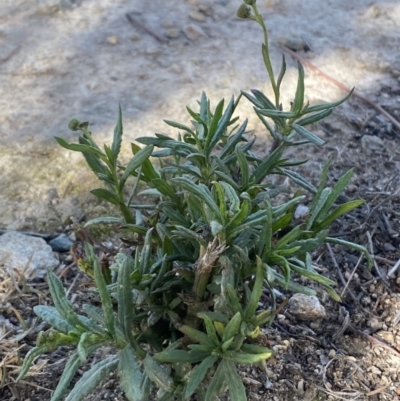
top-left (251, 4), bottom-right (279, 108)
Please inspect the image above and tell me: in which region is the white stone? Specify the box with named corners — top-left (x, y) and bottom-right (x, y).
top-left (0, 232), bottom-right (59, 279)
top-left (288, 293), bottom-right (326, 321)
top-left (183, 24), bottom-right (206, 41)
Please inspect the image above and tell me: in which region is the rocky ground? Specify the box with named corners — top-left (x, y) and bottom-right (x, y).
top-left (1, 0), bottom-right (400, 400)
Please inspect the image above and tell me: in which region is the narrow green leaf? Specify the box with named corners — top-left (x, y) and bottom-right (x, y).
top-left (79, 141), bottom-right (109, 179)
top-left (205, 361), bottom-right (226, 401)
top-left (275, 225), bottom-right (302, 249)
top-left (171, 177), bottom-right (221, 221)
top-left (241, 343), bottom-right (273, 355)
top-left (254, 108), bottom-right (275, 137)
top-left (111, 105), bottom-right (123, 162)
top-left (224, 360), bottom-right (247, 401)
top-left (225, 198), bottom-right (251, 237)
top-left (84, 217), bottom-right (123, 227)
top-left (143, 354), bottom-right (174, 393)
top-left (223, 349), bottom-right (272, 364)
top-left (278, 168), bottom-right (317, 193)
top-left (119, 345), bottom-right (143, 401)
top-left (55, 137), bottom-right (105, 158)
top-left (323, 285), bottom-right (342, 302)
top-left (289, 262), bottom-right (337, 286)
top-left (276, 54), bottom-right (286, 91)
top-left (272, 213), bottom-right (293, 233)
top-left (235, 144), bottom-right (249, 188)
top-left (17, 345), bottom-right (47, 381)
top-left (214, 170), bottom-right (241, 192)
top-left (47, 271), bottom-right (91, 331)
top-left (219, 182), bottom-right (240, 212)
top-left (291, 124), bottom-right (325, 146)
top-left (252, 144), bottom-right (284, 184)
top-left (296, 108), bottom-right (333, 126)
top-left (318, 168), bottom-right (355, 220)
top-left (305, 88), bottom-right (354, 113)
top-left (77, 332), bottom-right (91, 362)
top-left (226, 284), bottom-right (243, 315)
top-left (218, 119), bottom-right (248, 160)
top-left (33, 306), bottom-right (77, 334)
top-left (207, 99), bottom-right (225, 145)
top-left (120, 145), bottom-right (154, 189)
top-left (244, 257), bottom-right (265, 321)
top-left (308, 159), bottom-right (331, 214)
top-left (171, 226), bottom-right (207, 248)
top-left (292, 61), bottom-right (305, 114)
top-left (178, 325), bottom-right (215, 349)
top-left (64, 356), bottom-right (119, 401)
top-left (222, 312), bottom-right (242, 343)
top-left (241, 91), bottom-right (264, 109)
top-left (93, 258), bottom-right (115, 339)
top-left (118, 256), bottom-right (134, 342)
top-left (90, 188), bottom-right (120, 206)
top-left (154, 350), bottom-right (210, 364)
top-left (131, 142), bottom-right (160, 182)
top-left (206, 98), bottom-right (234, 154)
top-left (250, 89), bottom-right (276, 110)
top-left (50, 352), bottom-right (82, 401)
top-left (251, 309), bottom-right (273, 327)
top-left (326, 237), bottom-right (373, 268)
top-left (184, 355), bottom-right (218, 400)
top-left (259, 201), bottom-right (273, 257)
top-left (164, 119), bottom-right (196, 136)
top-left (306, 187), bottom-right (331, 230)
top-left (257, 109), bottom-right (296, 119)
top-left (200, 314), bottom-right (220, 346)
top-left (151, 178), bottom-right (181, 204)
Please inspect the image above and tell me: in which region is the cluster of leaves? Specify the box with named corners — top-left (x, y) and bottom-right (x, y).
top-left (19, 1), bottom-right (371, 400)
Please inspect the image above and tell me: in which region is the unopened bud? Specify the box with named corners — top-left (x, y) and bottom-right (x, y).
top-left (237, 4), bottom-right (252, 19)
top-left (68, 118), bottom-right (80, 131)
top-left (244, 0), bottom-right (256, 5)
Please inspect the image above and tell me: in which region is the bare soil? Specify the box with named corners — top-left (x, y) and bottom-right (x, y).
top-left (1, 0), bottom-right (400, 400)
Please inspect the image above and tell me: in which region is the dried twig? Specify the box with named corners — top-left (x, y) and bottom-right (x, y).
top-left (281, 45), bottom-right (400, 131)
top-left (125, 13), bottom-right (167, 43)
top-left (326, 244), bottom-right (375, 317)
top-left (366, 230), bottom-right (391, 289)
top-left (365, 189), bottom-right (400, 223)
top-left (387, 258), bottom-right (400, 279)
top-left (340, 254), bottom-right (363, 298)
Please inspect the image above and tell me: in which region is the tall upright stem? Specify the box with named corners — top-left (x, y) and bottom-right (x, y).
top-left (252, 4), bottom-right (279, 108)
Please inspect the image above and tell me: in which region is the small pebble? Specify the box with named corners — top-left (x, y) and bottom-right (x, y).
top-left (166, 28), bottom-right (180, 39)
top-left (183, 24), bottom-right (206, 40)
top-left (48, 234), bottom-right (73, 253)
top-left (106, 35), bottom-right (119, 45)
top-left (190, 11), bottom-right (206, 22)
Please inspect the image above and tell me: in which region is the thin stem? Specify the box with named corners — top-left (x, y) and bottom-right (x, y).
top-left (251, 4), bottom-right (279, 107)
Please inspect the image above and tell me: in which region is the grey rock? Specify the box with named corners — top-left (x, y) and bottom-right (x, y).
top-left (35, 0), bottom-right (77, 15)
top-left (361, 135), bottom-right (384, 154)
top-left (0, 232), bottom-right (59, 279)
top-left (48, 234), bottom-right (73, 252)
top-left (189, 11), bottom-right (206, 22)
top-left (288, 294), bottom-right (326, 321)
top-left (166, 28), bottom-right (180, 39)
top-left (183, 24), bottom-right (206, 41)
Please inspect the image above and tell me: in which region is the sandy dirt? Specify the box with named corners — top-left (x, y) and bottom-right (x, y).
top-left (0, 0), bottom-right (399, 231)
top-left (1, 1), bottom-right (400, 401)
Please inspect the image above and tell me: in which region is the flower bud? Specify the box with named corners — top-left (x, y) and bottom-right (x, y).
top-left (244, 0), bottom-right (256, 5)
top-left (68, 118), bottom-right (80, 131)
top-left (237, 4), bottom-right (252, 19)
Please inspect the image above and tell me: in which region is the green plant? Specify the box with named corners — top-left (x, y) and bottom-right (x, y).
top-left (19, 1), bottom-right (372, 400)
